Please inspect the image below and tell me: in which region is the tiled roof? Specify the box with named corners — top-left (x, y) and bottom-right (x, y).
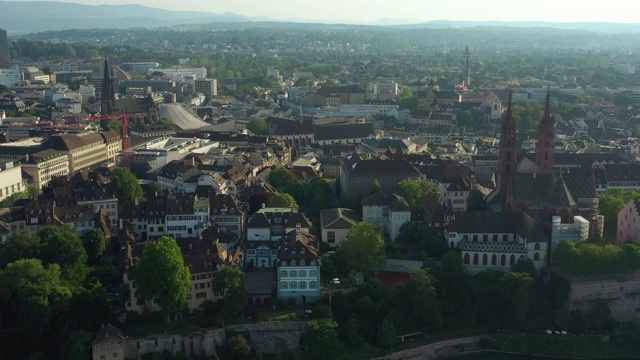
top-left (320, 208), bottom-right (358, 230)
top-left (447, 212), bottom-right (547, 243)
top-left (91, 325), bottom-right (125, 346)
top-left (313, 124), bottom-right (374, 141)
top-left (350, 159), bottom-right (421, 177)
top-left (604, 164), bottom-right (640, 182)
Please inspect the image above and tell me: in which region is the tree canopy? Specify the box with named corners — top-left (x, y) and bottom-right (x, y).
top-left (268, 168), bottom-right (295, 189)
top-left (396, 179), bottom-right (440, 211)
top-left (110, 168), bottom-right (144, 203)
top-left (134, 236), bottom-right (191, 320)
top-left (216, 266), bottom-right (247, 324)
top-left (269, 192), bottom-right (299, 211)
top-left (82, 228), bottom-right (106, 263)
top-left (598, 189), bottom-right (640, 234)
top-left (302, 321), bottom-right (344, 360)
top-left (247, 118), bottom-right (268, 135)
top-left (555, 240), bottom-right (640, 275)
top-left (337, 222), bottom-right (386, 273)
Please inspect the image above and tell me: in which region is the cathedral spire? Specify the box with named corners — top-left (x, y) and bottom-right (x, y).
top-left (498, 90), bottom-right (517, 207)
top-left (535, 86), bottom-right (555, 171)
top-left (100, 56), bottom-right (117, 115)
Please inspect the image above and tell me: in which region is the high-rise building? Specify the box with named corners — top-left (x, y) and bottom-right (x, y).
top-left (190, 78), bottom-right (217, 97)
top-left (0, 28), bottom-right (9, 67)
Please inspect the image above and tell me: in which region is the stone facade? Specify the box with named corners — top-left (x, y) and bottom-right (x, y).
top-left (566, 273), bottom-right (640, 322)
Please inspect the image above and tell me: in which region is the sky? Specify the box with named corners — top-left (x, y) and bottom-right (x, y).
top-left (7, 0), bottom-right (640, 23)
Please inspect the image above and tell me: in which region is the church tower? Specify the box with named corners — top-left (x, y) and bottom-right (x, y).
top-left (498, 90), bottom-right (517, 205)
top-left (100, 57), bottom-right (117, 115)
top-left (464, 46), bottom-right (471, 86)
top-left (535, 88), bottom-right (555, 172)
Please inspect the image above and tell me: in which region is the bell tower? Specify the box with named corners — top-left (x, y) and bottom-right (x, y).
top-left (498, 90), bottom-right (517, 207)
top-left (535, 88), bottom-right (555, 172)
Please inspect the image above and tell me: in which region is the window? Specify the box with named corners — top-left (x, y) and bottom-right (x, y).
top-left (534, 252), bottom-right (540, 261)
top-left (493, 234), bottom-right (498, 242)
top-left (510, 255), bottom-right (516, 266)
top-left (534, 243), bottom-right (540, 250)
top-left (281, 282), bottom-right (288, 289)
top-left (113, 353), bottom-right (118, 358)
top-left (101, 356), bottom-right (106, 360)
top-left (309, 270), bottom-right (316, 277)
top-left (290, 281), bottom-right (297, 289)
top-left (482, 254), bottom-right (488, 265)
top-left (310, 281), bottom-right (317, 289)
top-left (300, 281), bottom-right (306, 289)
top-left (502, 234), bottom-right (508, 242)
top-left (483, 235), bottom-right (488, 242)
top-left (327, 231), bottom-right (336, 244)
top-left (281, 270), bottom-right (287, 278)
top-left (300, 259), bottom-right (306, 266)
top-left (289, 270), bottom-right (297, 278)
top-left (501, 254), bottom-right (506, 266)
top-left (473, 253), bottom-right (478, 265)
top-left (473, 235), bottom-right (478, 241)
top-left (464, 253), bottom-right (470, 264)
top-left (299, 270), bottom-right (307, 277)
top-left (491, 254), bottom-right (497, 266)
top-left (290, 260), bottom-right (296, 266)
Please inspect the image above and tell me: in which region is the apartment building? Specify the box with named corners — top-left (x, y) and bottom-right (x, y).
top-left (21, 149), bottom-right (70, 191)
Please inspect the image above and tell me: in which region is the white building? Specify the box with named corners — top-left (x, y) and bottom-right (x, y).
top-left (0, 161), bottom-right (25, 201)
top-left (0, 67), bottom-right (20, 86)
top-left (79, 84), bottom-right (96, 102)
top-left (165, 193), bottom-right (210, 239)
top-left (21, 150), bottom-right (70, 192)
top-left (149, 67), bottom-right (207, 80)
top-left (445, 212), bottom-right (548, 273)
top-left (362, 193), bottom-right (411, 242)
top-left (551, 215), bottom-right (590, 251)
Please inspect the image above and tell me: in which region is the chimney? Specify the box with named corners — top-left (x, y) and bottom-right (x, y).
top-left (25, 154), bottom-right (29, 162)
top-left (262, 203), bottom-right (265, 209)
top-left (135, 197), bottom-right (139, 206)
top-left (189, 242), bottom-right (193, 250)
top-left (119, 218), bottom-right (123, 230)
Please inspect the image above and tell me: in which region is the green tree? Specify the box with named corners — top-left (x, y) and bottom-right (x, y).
top-left (134, 236), bottom-right (191, 321)
top-left (339, 318), bottom-right (364, 347)
top-left (588, 299), bottom-right (614, 332)
top-left (110, 168), bottom-right (144, 203)
top-left (59, 329), bottom-right (91, 360)
top-left (269, 192), bottom-right (299, 211)
top-left (302, 321), bottom-right (344, 360)
top-left (268, 168), bottom-right (294, 189)
top-left (499, 271), bottom-right (535, 327)
top-left (370, 179), bottom-right (382, 195)
top-left (216, 266), bottom-right (247, 324)
top-left (247, 118), bottom-right (268, 135)
top-left (226, 335), bottom-right (251, 360)
top-left (398, 88), bottom-right (416, 110)
top-left (397, 179), bottom-right (440, 211)
top-left (82, 228), bottom-right (106, 263)
top-left (467, 189), bottom-right (487, 212)
top-left (511, 258), bottom-right (537, 278)
top-left (0, 232), bottom-right (41, 267)
top-left (337, 222), bottom-right (386, 274)
top-left (38, 226), bottom-right (88, 286)
top-left (0, 259), bottom-right (72, 340)
top-left (377, 313), bottom-right (398, 349)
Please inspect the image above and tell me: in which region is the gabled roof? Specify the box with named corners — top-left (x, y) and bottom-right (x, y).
top-left (91, 325), bottom-right (125, 346)
top-left (320, 208), bottom-right (358, 230)
top-left (313, 123), bottom-right (374, 141)
top-left (447, 211), bottom-right (547, 243)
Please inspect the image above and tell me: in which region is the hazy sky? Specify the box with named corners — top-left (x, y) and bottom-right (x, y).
top-left (8, 0), bottom-right (640, 23)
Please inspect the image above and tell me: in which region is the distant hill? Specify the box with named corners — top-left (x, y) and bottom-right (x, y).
top-left (1, 1), bottom-right (640, 35)
top-left (0, 1), bottom-right (259, 34)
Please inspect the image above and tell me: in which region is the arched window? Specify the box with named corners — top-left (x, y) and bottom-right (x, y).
top-left (290, 260), bottom-right (296, 266)
top-left (464, 253), bottom-right (470, 264)
top-left (281, 271), bottom-right (287, 278)
top-left (281, 282), bottom-right (288, 289)
top-left (510, 254), bottom-right (516, 266)
top-left (450, 241), bottom-right (455, 249)
top-left (501, 254), bottom-right (506, 266)
top-left (534, 243), bottom-right (540, 250)
top-left (290, 282), bottom-right (297, 289)
top-left (491, 254), bottom-right (497, 266)
top-left (473, 253), bottom-right (479, 265)
top-left (534, 252), bottom-right (540, 261)
top-left (299, 270), bottom-right (307, 277)
top-left (482, 254), bottom-right (488, 265)
top-left (299, 281), bottom-right (307, 289)
top-left (289, 270), bottom-right (297, 278)
top-left (310, 281), bottom-right (317, 289)
top-left (300, 259), bottom-right (306, 266)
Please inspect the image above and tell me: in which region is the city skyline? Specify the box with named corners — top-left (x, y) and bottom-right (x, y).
top-left (4, 0), bottom-right (640, 24)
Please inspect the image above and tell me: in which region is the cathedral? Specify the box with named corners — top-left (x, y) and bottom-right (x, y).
top-left (487, 90), bottom-right (604, 238)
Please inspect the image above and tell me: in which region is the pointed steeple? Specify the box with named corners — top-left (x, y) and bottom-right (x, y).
top-left (497, 89), bottom-right (517, 208)
top-left (100, 56), bottom-right (117, 115)
top-left (535, 86), bottom-right (555, 171)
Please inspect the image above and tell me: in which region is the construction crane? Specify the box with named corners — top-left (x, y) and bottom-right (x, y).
top-left (86, 112), bottom-right (148, 167)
